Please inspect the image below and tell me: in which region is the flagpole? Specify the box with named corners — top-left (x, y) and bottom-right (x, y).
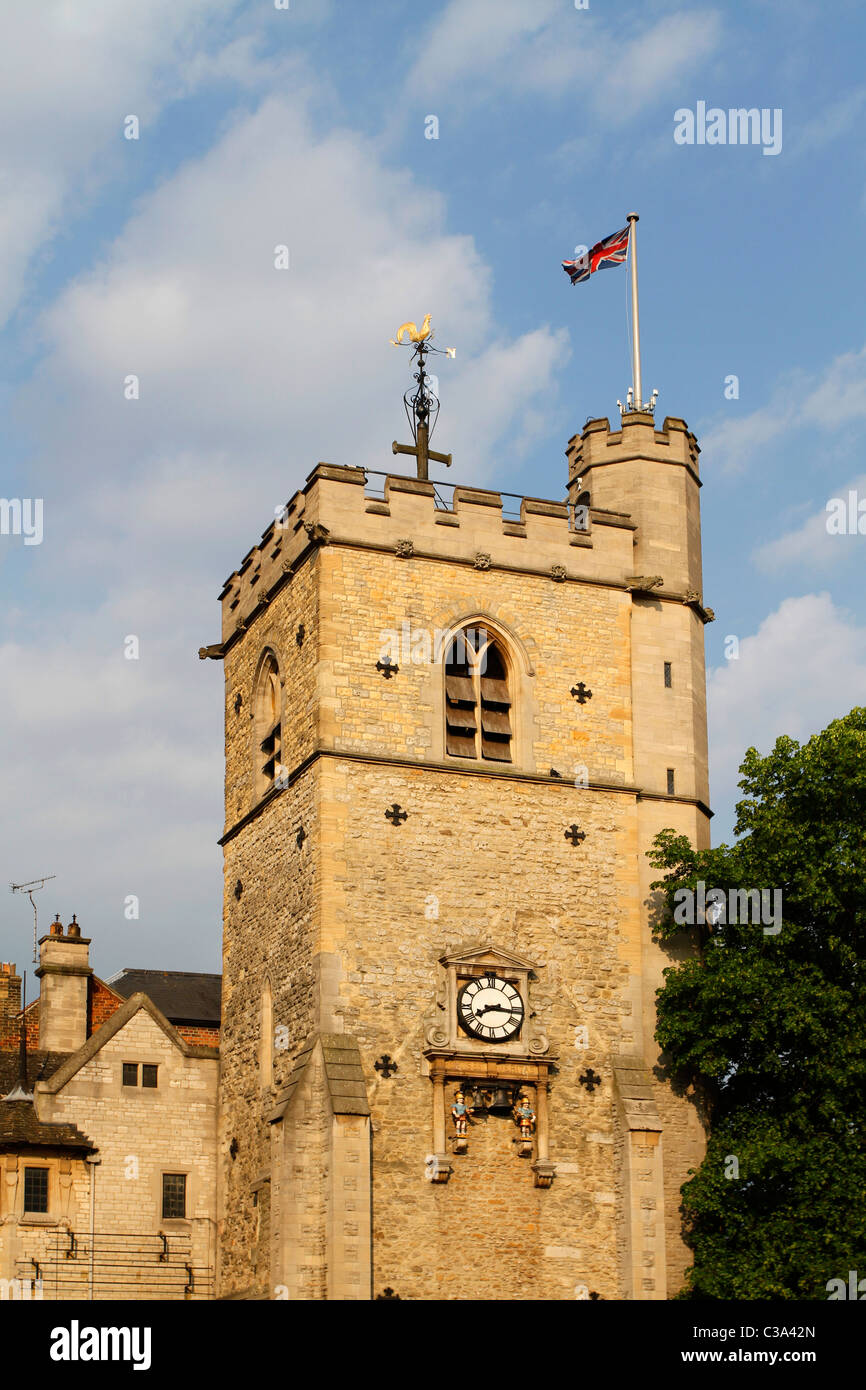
top-left (626, 212), bottom-right (641, 410)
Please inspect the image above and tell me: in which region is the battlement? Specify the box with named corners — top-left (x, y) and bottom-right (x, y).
top-left (214, 414), bottom-right (707, 646)
top-left (219, 472), bottom-right (641, 646)
top-left (567, 413), bottom-right (700, 482)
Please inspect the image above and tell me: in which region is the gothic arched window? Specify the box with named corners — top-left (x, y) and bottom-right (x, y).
top-left (444, 627), bottom-right (513, 762)
top-left (255, 652), bottom-right (283, 794)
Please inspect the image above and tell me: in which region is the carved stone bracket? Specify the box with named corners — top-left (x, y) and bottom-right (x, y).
top-left (682, 590), bottom-right (715, 623)
top-left (425, 1152), bottom-right (453, 1185)
top-left (532, 1159), bottom-right (556, 1189)
top-left (624, 574), bottom-right (663, 593)
top-left (474, 552), bottom-right (491, 570)
top-left (395, 538), bottom-right (414, 558)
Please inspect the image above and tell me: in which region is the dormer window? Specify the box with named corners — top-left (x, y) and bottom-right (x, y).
top-left (445, 627), bottom-right (512, 763)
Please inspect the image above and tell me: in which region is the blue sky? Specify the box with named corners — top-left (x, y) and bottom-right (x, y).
top-left (1, 0), bottom-right (864, 979)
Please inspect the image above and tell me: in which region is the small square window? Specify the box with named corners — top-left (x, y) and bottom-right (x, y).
top-left (667, 768), bottom-right (676, 795)
top-left (142, 1065), bottom-right (158, 1089)
top-left (663, 662), bottom-right (672, 688)
top-left (162, 1173), bottom-right (187, 1220)
top-left (122, 1063), bottom-right (139, 1087)
top-left (24, 1167), bottom-right (49, 1213)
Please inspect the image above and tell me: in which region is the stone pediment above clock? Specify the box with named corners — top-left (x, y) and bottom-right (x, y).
top-left (427, 944), bottom-right (547, 1059)
top-left (438, 944), bottom-right (541, 976)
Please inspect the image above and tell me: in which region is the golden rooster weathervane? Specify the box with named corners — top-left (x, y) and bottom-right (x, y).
top-left (390, 312), bottom-right (433, 346)
top-left (390, 313), bottom-right (455, 480)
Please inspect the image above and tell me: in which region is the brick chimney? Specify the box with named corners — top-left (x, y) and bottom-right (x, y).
top-left (0, 961), bottom-right (22, 1048)
top-left (36, 914), bottom-right (92, 1052)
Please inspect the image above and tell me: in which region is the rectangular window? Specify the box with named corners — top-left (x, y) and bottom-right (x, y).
top-left (24, 1167), bottom-right (49, 1213)
top-left (141, 1064), bottom-right (158, 1089)
top-left (162, 1173), bottom-right (187, 1220)
top-left (664, 661), bottom-right (672, 688)
top-left (122, 1063), bottom-right (138, 1087)
top-left (667, 768), bottom-right (676, 795)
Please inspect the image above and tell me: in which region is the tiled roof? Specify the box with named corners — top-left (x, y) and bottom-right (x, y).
top-left (269, 1033), bottom-right (370, 1123)
top-left (0, 1049), bottom-right (70, 1097)
top-left (107, 969), bottom-right (221, 1026)
top-left (0, 1099), bottom-right (95, 1152)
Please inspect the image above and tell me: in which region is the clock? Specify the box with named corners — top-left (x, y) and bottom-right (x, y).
top-left (457, 974), bottom-right (524, 1042)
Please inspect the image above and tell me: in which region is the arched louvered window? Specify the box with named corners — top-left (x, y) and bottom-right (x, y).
top-left (255, 653), bottom-right (283, 793)
top-left (444, 627), bottom-right (513, 762)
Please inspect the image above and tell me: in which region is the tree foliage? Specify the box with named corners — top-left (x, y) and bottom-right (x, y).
top-left (649, 709), bottom-right (866, 1298)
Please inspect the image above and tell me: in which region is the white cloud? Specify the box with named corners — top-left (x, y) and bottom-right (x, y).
top-left (792, 87), bottom-right (866, 157)
top-left (403, 1), bottom-right (722, 121)
top-left (594, 12), bottom-right (723, 122)
top-left (1, 82), bottom-right (566, 974)
top-left (708, 593), bottom-right (866, 838)
top-left (801, 345), bottom-right (866, 427)
top-left (0, 598), bottom-right (223, 972)
top-left (701, 344), bottom-right (866, 473)
top-left (0, 0), bottom-right (285, 328)
top-left (754, 472), bottom-right (866, 572)
top-left (28, 91), bottom-right (564, 493)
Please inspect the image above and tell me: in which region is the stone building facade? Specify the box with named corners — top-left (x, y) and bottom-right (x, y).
top-left (0, 927), bottom-right (219, 1299)
top-left (212, 409), bottom-right (712, 1301)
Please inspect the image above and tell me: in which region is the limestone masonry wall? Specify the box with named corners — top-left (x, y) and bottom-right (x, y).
top-left (217, 412), bottom-right (711, 1299)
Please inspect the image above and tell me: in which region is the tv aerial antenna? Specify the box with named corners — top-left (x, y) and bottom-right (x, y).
top-left (10, 875), bottom-right (56, 963)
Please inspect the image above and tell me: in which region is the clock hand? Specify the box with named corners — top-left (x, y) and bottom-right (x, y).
top-left (477, 1003), bottom-right (513, 1016)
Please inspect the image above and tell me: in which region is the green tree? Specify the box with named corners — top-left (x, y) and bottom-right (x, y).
top-left (648, 708), bottom-right (866, 1299)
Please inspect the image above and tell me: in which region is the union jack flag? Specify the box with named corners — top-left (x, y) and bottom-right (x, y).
top-left (562, 225), bottom-right (630, 285)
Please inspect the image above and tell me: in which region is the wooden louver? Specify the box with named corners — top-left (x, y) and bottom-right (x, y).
top-left (445, 669), bottom-right (476, 757)
top-left (445, 634), bottom-right (512, 762)
top-left (259, 663), bottom-right (282, 786)
top-left (260, 716), bottom-right (282, 783)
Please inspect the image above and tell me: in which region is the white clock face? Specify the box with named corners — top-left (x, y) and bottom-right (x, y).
top-left (457, 975), bottom-right (524, 1041)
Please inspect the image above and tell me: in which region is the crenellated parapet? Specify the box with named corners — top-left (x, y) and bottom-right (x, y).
top-left (568, 413), bottom-right (704, 598)
top-left (209, 428), bottom-right (713, 654)
top-left (214, 463), bottom-right (644, 647)
top-left (567, 413), bottom-right (701, 486)
top-left (209, 413), bottom-right (709, 653)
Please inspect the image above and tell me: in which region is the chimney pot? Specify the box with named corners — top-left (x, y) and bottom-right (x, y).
top-left (37, 915), bottom-right (90, 1051)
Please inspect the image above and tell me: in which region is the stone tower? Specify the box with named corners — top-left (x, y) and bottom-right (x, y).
top-left (211, 408), bottom-right (711, 1300)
